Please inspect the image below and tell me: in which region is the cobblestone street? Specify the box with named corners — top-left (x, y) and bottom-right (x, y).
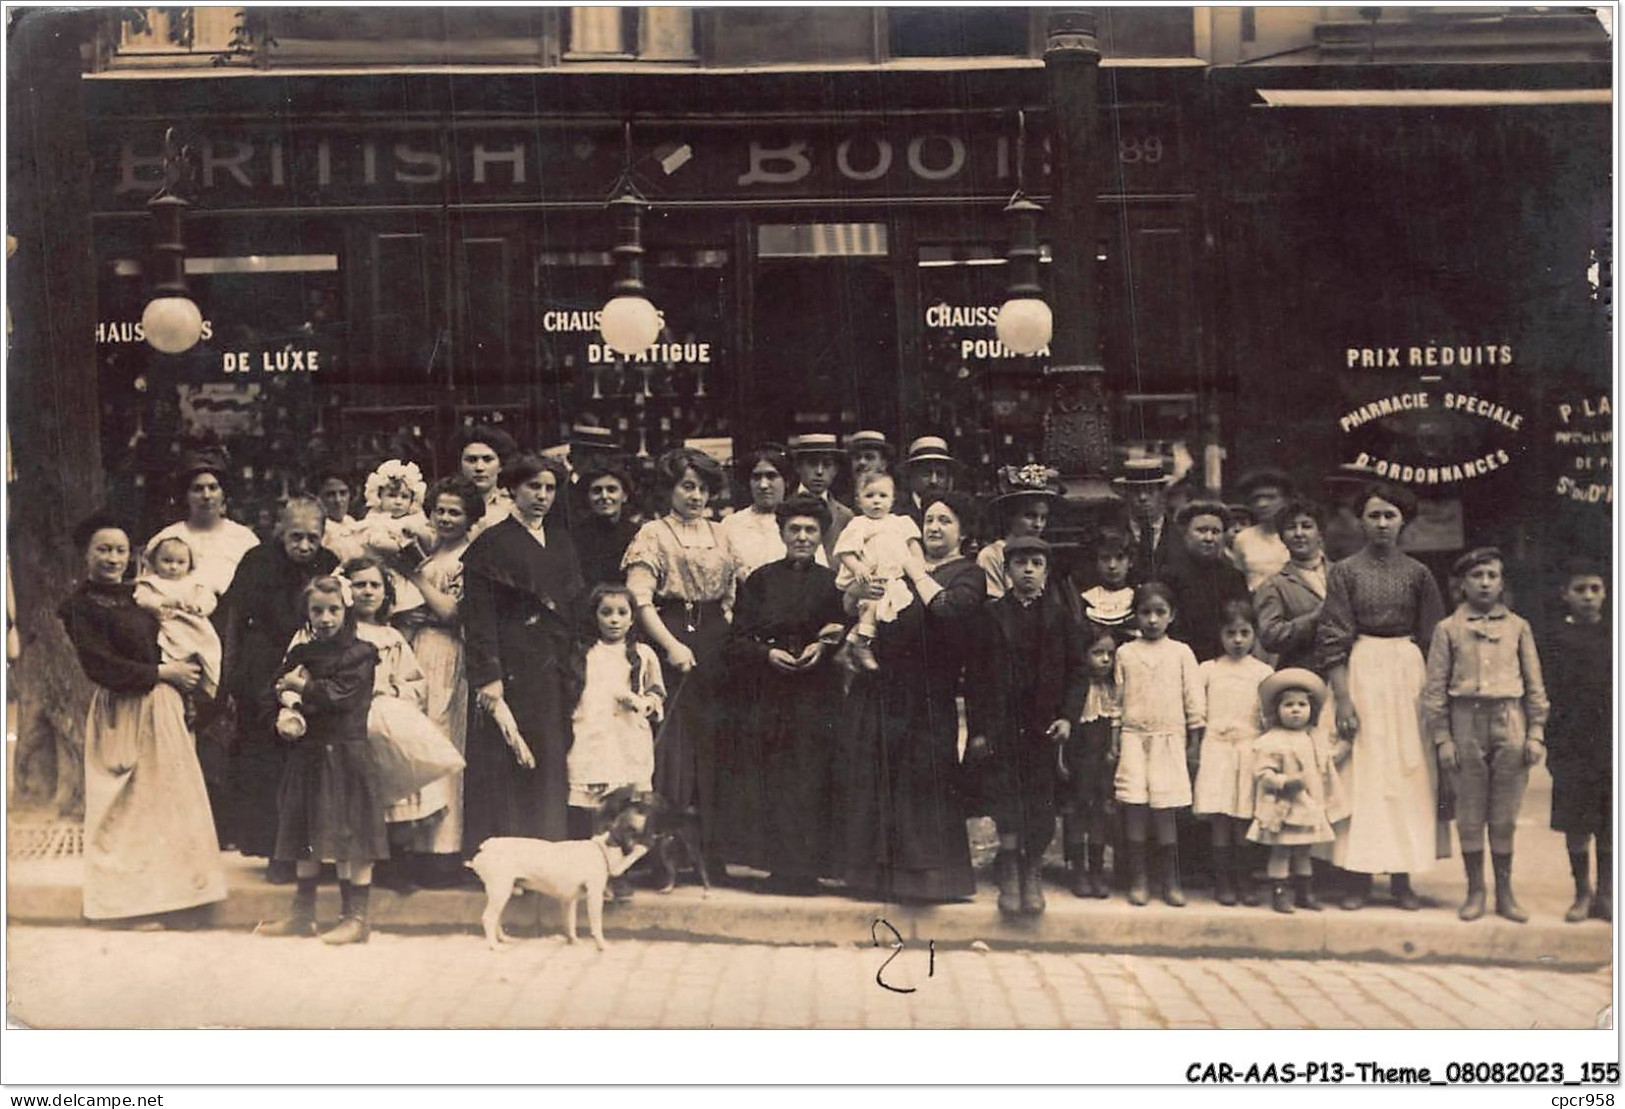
top-left (6, 926), bottom-right (1612, 1031)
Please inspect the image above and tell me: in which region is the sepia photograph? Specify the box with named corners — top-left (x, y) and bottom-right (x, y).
top-left (2, 0), bottom-right (1617, 1084)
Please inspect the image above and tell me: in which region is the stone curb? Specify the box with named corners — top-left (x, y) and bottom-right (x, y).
top-left (7, 855), bottom-right (1611, 969)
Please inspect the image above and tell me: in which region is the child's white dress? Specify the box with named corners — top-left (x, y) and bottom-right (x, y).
top-left (568, 640), bottom-right (665, 807)
top-left (1192, 654), bottom-right (1273, 819)
top-left (1081, 585), bottom-right (1136, 632)
top-left (357, 510), bottom-right (429, 614)
top-left (1247, 726), bottom-right (1337, 846)
top-left (133, 575), bottom-right (223, 698)
top-left (831, 513), bottom-right (921, 624)
top-left (1113, 636), bottom-right (1205, 809)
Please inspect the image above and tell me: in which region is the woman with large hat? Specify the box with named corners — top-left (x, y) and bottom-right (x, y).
top-left (977, 463), bottom-right (1061, 600)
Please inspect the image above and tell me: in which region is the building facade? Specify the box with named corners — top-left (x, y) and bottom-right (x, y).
top-left (76, 6), bottom-right (1612, 590)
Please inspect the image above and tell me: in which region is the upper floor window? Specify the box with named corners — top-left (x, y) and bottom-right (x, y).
top-left (114, 7), bottom-right (240, 59)
top-left (566, 7), bottom-right (696, 60)
top-left (888, 8), bottom-right (1030, 58)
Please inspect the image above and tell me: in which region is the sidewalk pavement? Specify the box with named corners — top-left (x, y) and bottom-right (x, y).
top-left (7, 768), bottom-right (1612, 968)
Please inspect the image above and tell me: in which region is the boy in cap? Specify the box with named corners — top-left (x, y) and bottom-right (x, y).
top-left (966, 536), bottom-right (1089, 916)
top-left (1422, 547), bottom-right (1549, 922)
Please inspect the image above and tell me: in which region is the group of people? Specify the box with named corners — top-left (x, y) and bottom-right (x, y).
top-left (58, 424), bottom-right (1613, 943)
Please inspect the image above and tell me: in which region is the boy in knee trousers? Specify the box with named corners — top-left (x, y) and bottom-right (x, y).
top-left (1541, 558), bottom-right (1612, 922)
top-left (966, 537), bottom-right (1088, 916)
top-left (1422, 548), bottom-right (1549, 923)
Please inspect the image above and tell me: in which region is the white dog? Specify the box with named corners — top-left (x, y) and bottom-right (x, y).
top-left (466, 792), bottom-right (655, 952)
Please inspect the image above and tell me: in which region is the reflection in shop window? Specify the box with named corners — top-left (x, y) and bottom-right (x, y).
top-left (536, 248), bottom-right (728, 460)
top-left (115, 7), bottom-right (239, 57)
top-left (916, 242), bottom-right (1054, 476)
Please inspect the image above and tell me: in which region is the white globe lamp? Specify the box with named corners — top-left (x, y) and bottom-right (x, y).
top-left (142, 294), bottom-right (204, 355)
top-left (996, 297), bottom-right (1053, 355)
top-left (600, 294), bottom-right (661, 356)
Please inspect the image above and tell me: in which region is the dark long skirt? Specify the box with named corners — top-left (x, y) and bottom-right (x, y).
top-left (273, 737), bottom-right (389, 864)
top-left (711, 660), bottom-right (840, 879)
top-left (461, 678), bottom-right (571, 849)
top-left (651, 599), bottom-right (729, 848)
top-left (837, 669), bottom-right (975, 903)
top-left (227, 710), bottom-right (288, 859)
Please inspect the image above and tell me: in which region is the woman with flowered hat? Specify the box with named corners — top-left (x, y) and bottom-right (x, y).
top-left (978, 462), bottom-right (1062, 601)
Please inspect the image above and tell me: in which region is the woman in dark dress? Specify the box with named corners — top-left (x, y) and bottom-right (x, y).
top-left (460, 453), bottom-right (584, 847)
top-left (219, 495), bottom-right (338, 877)
top-left (837, 490), bottom-right (985, 903)
top-left (569, 458), bottom-right (639, 590)
top-left (717, 493), bottom-right (847, 893)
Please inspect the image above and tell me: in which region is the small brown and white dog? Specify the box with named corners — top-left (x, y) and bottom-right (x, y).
top-left (467, 788), bottom-right (658, 951)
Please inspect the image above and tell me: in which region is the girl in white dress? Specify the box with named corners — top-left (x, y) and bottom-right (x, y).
top-left (568, 584), bottom-right (666, 899)
top-left (1112, 582), bottom-right (1206, 908)
top-left (1192, 599), bottom-right (1274, 907)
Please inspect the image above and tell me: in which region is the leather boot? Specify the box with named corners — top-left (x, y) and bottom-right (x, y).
top-left (1020, 855), bottom-right (1047, 916)
top-left (1391, 872), bottom-right (1421, 912)
top-left (1593, 851), bottom-right (1612, 922)
top-left (1271, 880), bottom-right (1294, 914)
top-left (1211, 846), bottom-right (1237, 906)
top-left (1087, 843), bottom-right (1111, 899)
top-left (255, 877), bottom-right (317, 937)
top-left (1566, 850), bottom-right (1594, 923)
top-left (1160, 843), bottom-right (1186, 908)
top-left (1236, 849), bottom-right (1264, 907)
top-left (1491, 852), bottom-right (1527, 924)
top-left (1340, 871), bottom-right (1371, 911)
top-left (1458, 851), bottom-right (1487, 922)
top-left (321, 881), bottom-right (371, 945)
top-left (1126, 841), bottom-right (1150, 906)
top-left (994, 850), bottom-right (1022, 917)
top-left (1293, 874), bottom-right (1322, 911)
top-left (1067, 845), bottom-right (1091, 898)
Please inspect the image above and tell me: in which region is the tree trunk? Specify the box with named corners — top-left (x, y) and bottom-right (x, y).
top-left (7, 10), bottom-right (104, 817)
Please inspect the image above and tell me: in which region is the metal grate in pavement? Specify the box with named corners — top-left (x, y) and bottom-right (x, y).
top-left (8, 822), bottom-right (83, 859)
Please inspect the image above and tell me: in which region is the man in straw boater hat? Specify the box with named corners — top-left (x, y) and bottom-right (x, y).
top-left (846, 429), bottom-right (895, 484)
top-left (789, 433), bottom-right (854, 560)
top-left (898, 435), bottom-right (957, 526)
top-left (1111, 457), bottom-right (1179, 585)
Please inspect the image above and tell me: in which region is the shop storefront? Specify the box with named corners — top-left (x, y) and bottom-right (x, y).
top-left (1209, 63), bottom-right (1611, 612)
top-left (86, 64), bottom-right (1209, 536)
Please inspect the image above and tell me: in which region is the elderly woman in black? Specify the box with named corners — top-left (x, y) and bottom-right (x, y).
top-left (460, 452), bottom-right (584, 846)
top-left (60, 513), bottom-right (225, 923)
top-left (218, 495), bottom-right (338, 880)
top-left (837, 489), bottom-right (985, 903)
top-left (716, 493), bottom-right (847, 893)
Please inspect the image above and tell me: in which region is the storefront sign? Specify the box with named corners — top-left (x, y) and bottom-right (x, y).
top-left (1551, 391), bottom-right (1612, 505)
top-left (1335, 342), bottom-right (1527, 487)
top-left (91, 113), bottom-right (1185, 211)
top-left (542, 306), bottom-right (713, 364)
top-left (924, 303), bottom-right (1051, 360)
top-left (96, 318), bottom-right (215, 344)
top-left (222, 347), bottom-right (323, 374)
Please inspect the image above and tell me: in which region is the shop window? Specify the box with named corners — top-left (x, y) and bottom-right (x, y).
top-left (887, 8), bottom-right (1030, 57)
top-left (96, 237), bottom-right (345, 537)
top-left (535, 247), bottom-right (729, 461)
top-left (565, 7), bottom-right (696, 60)
top-left (757, 223), bottom-right (889, 259)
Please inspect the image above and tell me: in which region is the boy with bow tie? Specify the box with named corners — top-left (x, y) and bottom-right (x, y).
top-left (1422, 547), bottom-right (1549, 924)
